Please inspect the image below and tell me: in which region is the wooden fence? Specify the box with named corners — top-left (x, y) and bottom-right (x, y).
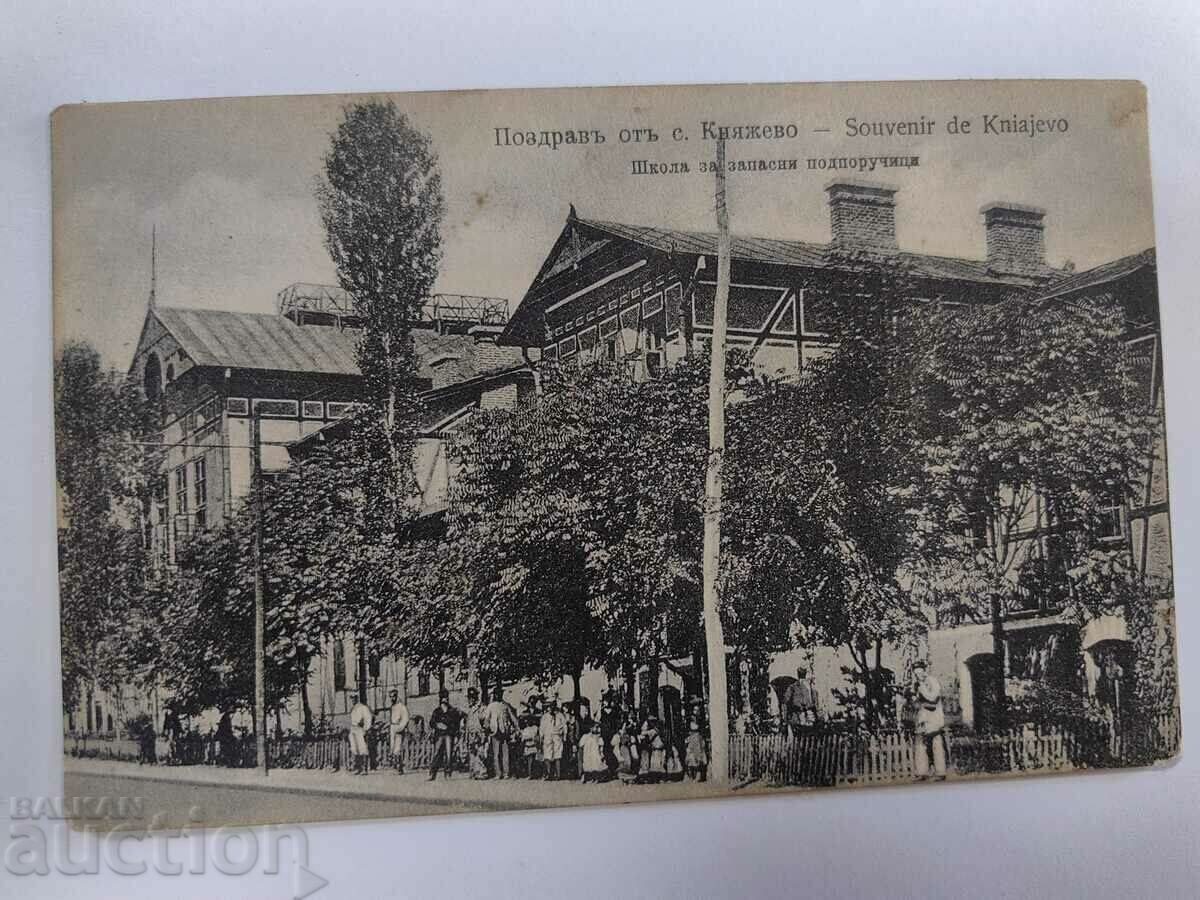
top-left (729, 707), bottom-right (1180, 786)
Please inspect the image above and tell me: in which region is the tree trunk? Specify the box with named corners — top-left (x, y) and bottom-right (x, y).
top-left (990, 594), bottom-right (1007, 730)
top-left (357, 637), bottom-right (369, 705)
top-left (702, 136), bottom-right (733, 786)
top-left (622, 660), bottom-right (636, 709)
top-left (572, 668), bottom-right (584, 729)
top-left (300, 668), bottom-right (314, 739)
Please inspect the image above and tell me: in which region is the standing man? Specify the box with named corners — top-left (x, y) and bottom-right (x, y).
top-left (782, 667), bottom-right (818, 737)
top-left (428, 691), bottom-right (459, 781)
top-left (349, 697), bottom-right (373, 776)
top-left (911, 660), bottom-right (947, 781)
top-left (484, 686), bottom-right (520, 780)
top-left (539, 699), bottom-right (567, 781)
top-left (464, 687), bottom-right (489, 779)
top-left (388, 689), bottom-right (410, 774)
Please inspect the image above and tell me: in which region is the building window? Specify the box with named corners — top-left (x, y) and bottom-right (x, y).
top-left (333, 640), bottom-right (347, 691)
top-left (252, 398), bottom-right (300, 418)
top-left (226, 397), bottom-right (249, 416)
top-left (1097, 491), bottom-right (1125, 542)
top-left (606, 339), bottom-right (617, 361)
top-left (174, 466), bottom-right (188, 515)
top-left (301, 400), bottom-right (324, 419)
top-left (193, 457), bottom-right (207, 529)
top-left (326, 401), bottom-right (362, 419)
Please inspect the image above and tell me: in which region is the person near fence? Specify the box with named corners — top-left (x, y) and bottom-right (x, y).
top-left (388, 689), bottom-right (410, 774)
top-left (598, 690), bottom-right (621, 774)
top-left (484, 686), bottom-right (520, 780)
top-left (613, 710), bottom-right (640, 785)
top-left (684, 719), bottom-right (708, 781)
top-left (162, 707), bottom-right (181, 765)
top-left (520, 712), bottom-right (542, 779)
top-left (464, 687), bottom-right (490, 779)
top-left (782, 668), bottom-right (818, 737)
top-left (639, 715), bottom-right (667, 783)
top-left (579, 721), bottom-right (608, 783)
top-left (911, 660), bottom-right (947, 781)
top-left (349, 698), bottom-right (373, 776)
top-left (539, 699), bottom-right (567, 780)
top-left (429, 691), bottom-right (459, 780)
top-left (216, 711), bottom-right (237, 767)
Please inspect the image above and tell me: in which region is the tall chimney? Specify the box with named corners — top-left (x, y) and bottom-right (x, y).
top-left (825, 180), bottom-right (898, 253)
top-left (981, 202), bottom-right (1046, 277)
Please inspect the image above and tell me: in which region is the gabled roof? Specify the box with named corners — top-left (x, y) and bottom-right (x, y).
top-left (149, 305), bottom-right (526, 381)
top-left (574, 217), bottom-right (1043, 286)
top-left (502, 212), bottom-right (1063, 345)
top-left (153, 307), bottom-right (360, 376)
top-left (1035, 248), bottom-right (1155, 302)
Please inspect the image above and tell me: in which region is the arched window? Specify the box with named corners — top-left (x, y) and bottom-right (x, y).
top-left (143, 354), bottom-right (162, 402)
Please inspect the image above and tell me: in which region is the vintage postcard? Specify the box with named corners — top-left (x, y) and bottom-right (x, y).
top-left (51, 79), bottom-right (1177, 829)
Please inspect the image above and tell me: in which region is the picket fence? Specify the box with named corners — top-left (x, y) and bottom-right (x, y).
top-left (728, 707), bottom-right (1180, 786)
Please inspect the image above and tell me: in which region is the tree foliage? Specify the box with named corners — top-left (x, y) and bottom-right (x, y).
top-left (317, 99), bottom-right (444, 526)
top-left (54, 341), bottom-right (160, 710)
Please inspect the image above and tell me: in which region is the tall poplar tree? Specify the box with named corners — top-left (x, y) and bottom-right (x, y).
top-left (317, 100), bottom-right (445, 525)
top-left (317, 101), bottom-right (445, 698)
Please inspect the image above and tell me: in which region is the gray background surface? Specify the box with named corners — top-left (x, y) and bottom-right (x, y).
top-left (3, 2), bottom-right (1198, 897)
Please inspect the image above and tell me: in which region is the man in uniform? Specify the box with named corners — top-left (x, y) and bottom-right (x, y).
top-left (911, 660), bottom-right (947, 781)
top-left (349, 697), bottom-right (373, 776)
top-left (484, 686), bottom-right (520, 779)
top-left (428, 691), bottom-right (460, 780)
top-left (388, 689), bottom-right (410, 773)
top-left (782, 667), bottom-right (818, 737)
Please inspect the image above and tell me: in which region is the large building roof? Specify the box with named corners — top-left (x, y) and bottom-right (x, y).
top-left (501, 212), bottom-right (1064, 345)
top-left (154, 307), bottom-right (360, 376)
top-left (574, 217), bottom-right (1032, 286)
top-left (151, 305), bottom-right (525, 381)
top-left (1035, 248), bottom-right (1155, 302)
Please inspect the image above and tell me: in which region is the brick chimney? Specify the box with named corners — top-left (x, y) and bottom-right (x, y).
top-left (981, 202), bottom-right (1046, 277)
top-left (427, 353), bottom-right (462, 391)
top-left (468, 324), bottom-right (510, 374)
top-left (825, 180), bottom-right (898, 253)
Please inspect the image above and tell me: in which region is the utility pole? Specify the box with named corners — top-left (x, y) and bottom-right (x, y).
top-left (251, 410), bottom-right (268, 776)
top-left (702, 137), bottom-right (732, 786)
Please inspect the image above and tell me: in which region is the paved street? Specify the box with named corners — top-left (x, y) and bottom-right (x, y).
top-left (63, 768), bottom-right (474, 830)
top-left (62, 758), bottom-right (737, 830)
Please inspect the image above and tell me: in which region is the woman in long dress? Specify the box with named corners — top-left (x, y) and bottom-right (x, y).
top-left (639, 715), bottom-right (667, 783)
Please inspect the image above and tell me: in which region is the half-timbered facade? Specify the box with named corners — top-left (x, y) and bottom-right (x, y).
top-left (499, 181), bottom-right (1170, 730)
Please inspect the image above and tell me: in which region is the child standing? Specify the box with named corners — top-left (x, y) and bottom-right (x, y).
top-left (613, 711), bottom-right (640, 785)
top-left (520, 713), bottom-right (541, 780)
top-left (579, 722), bottom-right (608, 783)
top-left (684, 719), bottom-right (708, 782)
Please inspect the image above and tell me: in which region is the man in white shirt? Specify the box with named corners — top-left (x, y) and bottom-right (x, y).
top-left (388, 689), bottom-right (410, 774)
top-left (911, 660), bottom-right (947, 781)
top-left (349, 698), bottom-right (373, 776)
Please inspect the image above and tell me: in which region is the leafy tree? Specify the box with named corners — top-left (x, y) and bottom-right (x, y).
top-left (317, 99), bottom-right (444, 526)
top-left (54, 341), bottom-right (160, 715)
top-left (898, 290), bottom-right (1160, 726)
top-left (317, 99), bottom-right (445, 698)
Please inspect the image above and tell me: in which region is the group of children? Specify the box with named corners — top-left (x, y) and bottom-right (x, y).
top-left (576, 709), bottom-right (709, 785)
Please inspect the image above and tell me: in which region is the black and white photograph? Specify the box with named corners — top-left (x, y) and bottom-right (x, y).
top-left (49, 79), bottom-right (1177, 831)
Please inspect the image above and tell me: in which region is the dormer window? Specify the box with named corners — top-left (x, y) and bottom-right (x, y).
top-left (143, 353), bottom-right (162, 402)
